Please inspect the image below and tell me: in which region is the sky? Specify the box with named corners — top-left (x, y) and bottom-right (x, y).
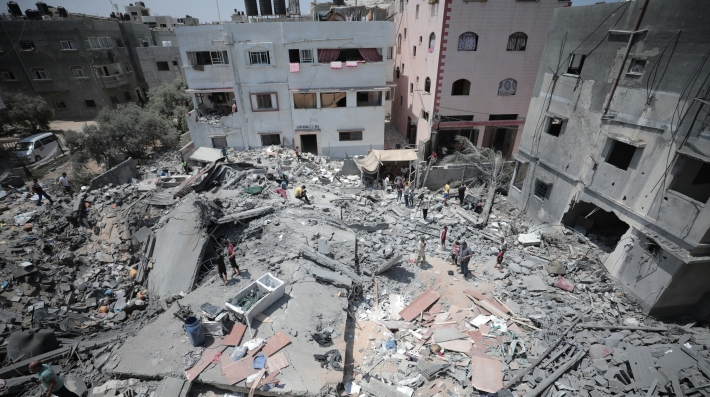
top-left (11, 0), bottom-right (627, 24)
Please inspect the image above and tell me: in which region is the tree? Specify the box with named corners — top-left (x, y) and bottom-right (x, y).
top-left (0, 91), bottom-right (54, 137)
top-left (442, 135), bottom-right (514, 226)
top-left (66, 103), bottom-right (178, 168)
top-left (146, 78), bottom-right (191, 135)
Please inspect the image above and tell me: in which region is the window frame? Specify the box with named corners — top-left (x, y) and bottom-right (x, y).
top-left (84, 99), bottom-right (97, 108)
top-left (339, 130), bottom-right (363, 141)
top-left (60, 40), bottom-right (77, 50)
top-left (545, 116), bottom-right (565, 137)
top-left (1, 71), bottom-right (17, 81)
top-left (300, 49), bottom-right (314, 63)
top-left (451, 79), bottom-right (471, 96)
top-left (251, 93), bottom-right (278, 111)
top-left (457, 32), bottom-right (478, 52)
top-left (249, 50), bottom-right (271, 66)
top-left (19, 41), bottom-right (35, 51)
top-left (320, 92), bottom-right (347, 108)
top-left (260, 134), bottom-right (282, 146)
top-left (32, 68), bottom-right (51, 80)
top-left (210, 51), bottom-right (229, 65)
top-left (156, 61), bottom-right (170, 71)
top-left (534, 179), bottom-right (551, 200)
top-left (605, 139), bottom-right (637, 171)
top-left (293, 93), bottom-right (317, 109)
top-left (506, 32), bottom-right (527, 51)
top-left (54, 101), bottom-right (67, 110)
top-left (567, 54), bottom-right (586, 75)
top-left (70, 66), bottom-right (87, 78)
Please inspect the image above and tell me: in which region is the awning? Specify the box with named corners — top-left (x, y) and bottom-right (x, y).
top-left (354, 149), bottom-right (418, 174)
top-left (189, 147), bottom-right (225, 163)
top-left (186, 88), bottom-right (234, 93)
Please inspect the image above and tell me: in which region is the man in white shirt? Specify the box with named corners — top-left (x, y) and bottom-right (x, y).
top-left (418, 196), bottom-right (430, 220)
top-left (57, 172), bottom-right (73, 199)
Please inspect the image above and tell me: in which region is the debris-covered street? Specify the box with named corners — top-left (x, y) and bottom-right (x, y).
top-left (1, 146), bottom-right (710, 397)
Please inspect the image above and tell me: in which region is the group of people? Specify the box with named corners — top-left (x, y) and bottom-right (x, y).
top-left (29, 172), bottom-right (75, 207)
top-left (439, 234), bottom-right (507, 277)
top-left (215, 240), bottom-right (241, 286)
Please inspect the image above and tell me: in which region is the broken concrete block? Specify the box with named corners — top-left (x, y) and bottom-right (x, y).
top-left (588, 344), bottom-right (613, 359)
top-left (517, 232), bottom-right (541, 246)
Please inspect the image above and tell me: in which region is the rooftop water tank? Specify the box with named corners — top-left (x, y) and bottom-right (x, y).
top-left (259, 0), bottom-right (272, 15)
top-left (24, 9), bottom-right (40, 19)
top-left (273, 0), bottom-right (286, 15)
top-left (7, 1), bottom-right (22, 16)
top-left (244, 0), bottom-right (258, 16)
top-left (35, 1), bottom-right (49, 15)
top-left (57, 6), bottom-right (67, 17)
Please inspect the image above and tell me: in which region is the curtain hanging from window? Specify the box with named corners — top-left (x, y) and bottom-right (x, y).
top-left (318, 49), bottom-right (340, 63)
top-left (359, 48), bottom-right (383, 62)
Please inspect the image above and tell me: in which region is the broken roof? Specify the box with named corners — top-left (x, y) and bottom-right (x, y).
top-left (354, 149), bottom-right (418, 174)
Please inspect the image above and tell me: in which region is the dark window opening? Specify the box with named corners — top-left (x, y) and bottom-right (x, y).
top-left (356, 91), bottom-right (382, 107)
top-left (605, 140), bottom-right (636, 171)
top-left (288, 49), bottom-right (300, 63)
top-left (534, 180), bottom-right (551, 200)
top-left (156, 61), bottom-right (170, 71)
top-left (513, 162), bottom-right (528, 190)
top-left (413, 46), bottom-right (416, 57)
top-left (321, 92), bottom-right (346, 108)
top-left (628, 59), bottom-right (646, 75)
top-left (567, 54), bottom-right (586, 75)
top-left (339, 131), bottom-right (363, 141)
top-left (260, 134), bottom-right (281, 146)
top-left (111, 96), bottom-right (119, 105)
top-left (424, 77), bottom-right (431, 93)
top-left (546, 117), bottom-right (563, 137)
top-left (451, 79), bottom-right (470, 96)
top-left (19, 41), bottom-right (35, 51)
top-left (507, 32), bottom-right (527, 51)
top-left (333, 48), bottom-right (367, 62)
top-left (172, 60), bottom-right (178, 66)
top-left (211, 136), bottom-right (227, 148)
top-left (54, 101), bottom-right (67, 109)
top-left (124, 92), bottom-right (132, 101)
top-left (489, 114), bottom-right (518, 121)
top-left (85, 99), bottom-right (96, 108)
top-left (187, 51), bottom-right (229, 66)
top-left (669, 155), bottom-right (710, 203)
top-left (561, 201), bottom-right (630, 252)
top-left (422, 111), bottom-right (429, 121)
top-left (293, 93), bottom-right (317, 109)
top-left (440, 115), bottom-right (473, 122)
top-left (644, 238), bottom-right (660, 256)
top-left (395, 66), bottom-right (400, 79)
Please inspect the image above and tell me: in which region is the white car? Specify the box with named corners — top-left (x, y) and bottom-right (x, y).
top-left (11, 132), bottom-right (60, 164)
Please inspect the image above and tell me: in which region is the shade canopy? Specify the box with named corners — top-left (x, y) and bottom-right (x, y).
top-left (354, 149), bottom-right (418, 174)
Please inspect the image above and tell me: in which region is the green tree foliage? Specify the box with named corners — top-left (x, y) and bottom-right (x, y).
top-left (66, 103), bottom-right (177, 168)
top-left (146, 78), bottom-right (191, 135)
top-left (0, 91), bottom-right (54, 137)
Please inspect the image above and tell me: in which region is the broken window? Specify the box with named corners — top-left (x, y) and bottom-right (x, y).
top-left (84, 99), bottom-right (96, 108)
top-left (545, 117), bottom-right (564, 137)
top-left (356, 91), bottom-right (382, 107)
top-left (627, 59), bottom-right (646, 75)
top-left (187, 51), bottom-right (229, 66)
top-left (211, 136), bottom-right (227, 148)
top-left (605, 140), bottom-right (637, 171)
top-left (321, 92), bottom-right (346, 108)
top-left (513, 162), bottom-right (528, 190)
top-left (669, 155), bottom-right (710, 203)
top-left (156, 61), bottom-right (170, 71)
top-left (260, 134), bottom-right (281, 146)
top-left (567, 54), bottom-right (586, 75)
top-left (256, 94), bottom-right (273, 109)
top-left (458, 32), bottom-right (478, 51)
top-left (534, 179), bottom-right (551, 200)
top-left (644, 237), bottom-right (660, 256)
top-left (293, 93), bottom-right (317, 109)
top-left (451, 79), bottom-right (470, 96)
top-left (507, 32), bottom-right (527, 51)
top-left (339, 131), bottom-right (363, 141)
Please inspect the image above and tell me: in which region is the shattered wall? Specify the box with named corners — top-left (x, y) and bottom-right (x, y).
top-left (89, 158), bottom-right (140, 190)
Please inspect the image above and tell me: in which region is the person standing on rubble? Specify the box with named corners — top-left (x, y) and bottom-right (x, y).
top-left (408, 183), bottom-right (415, 207)
top-left (295, 185), bottom-right (310, 204)
top-left (418, 195), bottom-right (430, 220)
top-left (495, 237), bottom-right (507, 273)
top-left (384, 174), bottom-right (391, 193)
top-left (225, 240), bottom-right (240, 277)
top-left (31, 179), bottom-right (54, 206)
top-left (450, 241), bottom-right (460, 266)
top-left (458, 241), bottom-right (473, 278)
top-left (57, 172), bottom-right (74, 199)
top-left (215, 251), bottom-right (228, 286)
top-left (396, 179), bottom-right (404, 203)
top-left (443, 180), bottom-right (451, 206)
top-left (458, 179), bottom-right (467, 205)
top-left (294, 147), bottom-right (303, 163)
top-left (29, 360), bottom-right (80, 397)
top-left (403, 181), bottom-right (411, 207)
top-left (182, 160), bottom-right (191, 174)
top-left (440, 226), bottom-right (448, 251)
top-left (415, 236), bottom-right (426, 265)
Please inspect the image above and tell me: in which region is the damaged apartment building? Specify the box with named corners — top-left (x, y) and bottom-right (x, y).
top-left (176, 14), bottom-right (395, 157)
top-left (509, 0), bottom-right (710, 319)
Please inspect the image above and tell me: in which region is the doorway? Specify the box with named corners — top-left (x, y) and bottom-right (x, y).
top-left (482, 127), bottom-right (518, 158)
top-left (407, 117), bottom-right (417, 145)
top-left (300, 134), bottom-right (318, 155)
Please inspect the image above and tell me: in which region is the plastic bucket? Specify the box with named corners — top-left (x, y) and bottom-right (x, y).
top-left (184, 316), bottom-right (206, 347)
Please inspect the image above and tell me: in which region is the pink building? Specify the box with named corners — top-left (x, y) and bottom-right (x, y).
top-left (391, 0), bottom-right (569, 158)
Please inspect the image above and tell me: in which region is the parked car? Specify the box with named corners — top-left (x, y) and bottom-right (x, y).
top-left (11, 133), bottom-right (60, 164)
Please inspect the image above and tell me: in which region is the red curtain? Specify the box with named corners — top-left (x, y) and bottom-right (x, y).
top-left (359, 48), bottom-right (382, 62)
top-left (318, 49), bottom-right (340, 63)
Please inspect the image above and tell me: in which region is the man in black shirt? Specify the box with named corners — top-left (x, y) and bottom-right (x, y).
top-left (458, 179), bottom-right (466, 205)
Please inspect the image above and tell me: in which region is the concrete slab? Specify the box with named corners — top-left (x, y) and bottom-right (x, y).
top-left (521, 275), bottom-right (548, 292)
top-left (148, 194), bottom-right (208, 296)
top-left (518, 232), bottom-right (541, 246)
top-left (155, 377), bottom-right (189, 396)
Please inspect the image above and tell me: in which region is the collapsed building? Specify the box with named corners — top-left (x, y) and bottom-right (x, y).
top-left (509, 0), bottom-right (710, 319)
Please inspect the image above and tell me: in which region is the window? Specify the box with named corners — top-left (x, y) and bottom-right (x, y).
top-left (339, 131), bottom-right (363, 141)
top-left (400, 0), bottom-right (403, 12)
top-left (288, 49), bottom-right (300, 63)
top-left (186, 51), bottom-right (229, 66)
top-left (422, 110), bottom-right (429, 121)
top-left (386, 87), bottom-right (394, 101)
top-left (507, 32), bottom-right (527, 51)
top-left (356, 91), bottom-right (382, 107)
top-left (211, 136), bottom-right (228, 148)
top-left (489, 114), bottom-right (518, 121)
top-left (124, 62), bottom-right (132, 72)
top-left (116, 39), bottom-right (125, 48)
top-left (429, 33), bottom-right (436, 51)
top-left (124, 91), bottom-right (132, 101)
top-left (404, 28), bottom-right (407, 39)
top-left (85, 100), bottom-right (96, 108)
top-left (605, 140), bottom-right (637, 170)
top-left (261, 134), bottom-right (281, 146)
top-left (419, 36), bottom-right (422, 45)
top-left (60, 40), bottom-right (76, 50)
top-left (32, 68), bottom-right (50, 80)
top-left (397, 34), bottom-right (402, 48)
top-left (321, 92), bottom-right (346, 108)
top-left (301, 49), bottom-right (314, 63)
top-left (410, 83), bottom-right (413, 94)
top-left (545, 117), bottom-right (564, 137)
top-left (513, 162), bottom-right (528, 190)
top-left (534, 180), bottom-right (551, 200)
top-left (1, 71), bottom-right (17, 81)
top-left (98, 37), bottom-right (111, 48)
top-left (19, 41), bottom-right (35, 51)
top-left (424, 77), bottom-right (431, 93)
top-left (54, 101), bottom-right (67, 110)
top-left (211, 51), bottom-right (228, 65)
top-left (415, 5), bottom-right (419, 19)
top-left (256, 94), bottom-right (273, 109)
top-left (84, 37), bottom-right (113, 49)
top-left (387, 47), bottom-right (393, 59)
top-left (249, 50), bottom-right (270, 65)
top-left (627, 59), bottom-right (646, 75)
top-left (400, 95), bottom-right (403, 106)
top-left (669, 156), bottom-right (710, 203)
top-left (451, 79), bottom-right (470, 96)
top-left (458, 32), bottom-right (478, 51)
top-left (70, 66), bottom-right (86, 78)
top-left (395, 67), bottom-right (400, 79)
top-left (111, 96), bottom-right (119, 105)
top-left (156, 61), bottom-right (170, 71)
top-left (413, 46), bottom-right (416, 57)
top-left (172, 60), bottom-right (178, 66)
top-left (498, 78), bottom-right (517, 96)
top-left (293, 93), bottom-right (317, 109)
top-left (567, 54), bottom-right (586, 75)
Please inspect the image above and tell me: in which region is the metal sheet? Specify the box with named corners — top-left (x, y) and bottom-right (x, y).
top-left (399, 289), bottom-right (441, 322)
top-left (470, 355), bottom-right (503, 393)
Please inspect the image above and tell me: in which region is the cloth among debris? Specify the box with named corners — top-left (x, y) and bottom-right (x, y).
top-left (312, 331), bottom-right (333, 347)
top-left (314, 349), bottom-right (343, 371)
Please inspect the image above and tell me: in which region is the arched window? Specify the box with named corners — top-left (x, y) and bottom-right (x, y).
top-left (429, 33), bottom-right (436, 51)
top-left (507, 32), bottom-right (527, 51)
top-left (397, 34), bottom-right (402, 47)
top-left (451, 79), bottom-right (470, 96)
top-left (457, 32), bottom-right (478, 51)
top-left (395, 66), bottom-right (400, 79)
top-left (498, 78), bottom-right (517, 96)
top-left (424, 77), bottom-right (431, 93)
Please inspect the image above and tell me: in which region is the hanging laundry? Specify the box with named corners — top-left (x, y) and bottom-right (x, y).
top-left (290, 63), bottom-right (300, 73)
top-left (330, 61), bottom-right (343, 69)
top-left (345, 61), bottom-right (358, 68)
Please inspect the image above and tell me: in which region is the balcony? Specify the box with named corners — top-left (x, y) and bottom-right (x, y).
top-left (101, 73), bottom-right (128, 89)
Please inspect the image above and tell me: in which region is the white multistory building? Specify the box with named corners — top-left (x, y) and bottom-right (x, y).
top-left (175, 20), bottom-right (395, 157)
